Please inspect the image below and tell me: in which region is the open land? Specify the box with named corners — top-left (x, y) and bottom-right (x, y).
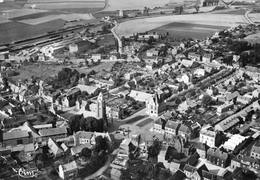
top-left (0, 19), bottom-right (66, 44)
top-left (103, 0), bottom-right (170, 11)
top-left (11, 61), bottom-right (115, 81)
top-left (115, 12), bottom-right (248, 38)
top-left (149, 22), bottom-right (228, 40)
top-left (248, 13), bottom-right (260, 23)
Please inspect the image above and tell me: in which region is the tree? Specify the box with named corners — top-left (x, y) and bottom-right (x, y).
top-left (201, 95), bottom-right (212, 108)
top-left (147, 139), bottom-right (161, 158)
top-left (175, 98), bottom-right (181, 105)
top-left (81, 147), bottom-right (91, 158)
top-left (69, 114), bottom-right (82, 133)
top-left (120, 169), bottom-right (132, 180)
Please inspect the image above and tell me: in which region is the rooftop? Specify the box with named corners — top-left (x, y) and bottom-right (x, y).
top-left (3, 130), bottom-right (29, 140)
top-left (62, 160), bottom-right (77, 172)
top-left (39, 127), bottom-right (67, 137)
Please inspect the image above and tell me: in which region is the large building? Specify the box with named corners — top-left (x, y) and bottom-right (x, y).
top-left (2, 130), bottom-right (30, 147)
top-left (199, 125), bottom-right (217, 148)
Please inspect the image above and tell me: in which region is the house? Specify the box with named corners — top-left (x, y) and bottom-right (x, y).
top-left (165, 120), bottom-right (180, 138)
top-left (177, 73), bottom-right (193, 84)
top-left (124, 71), bottom-right (138, 80)
top-left (195, 142), bottom-right (209, 159)
top-left (237, 94), bottom-right (252, 105)
top-left (202, 53), bottom-right (213, 62)
top-left (202, 170), bottom-right (217, 180)
top-left (95, 79), bottom-right (114, 89)
top-left (168, 170), bottom-right (186, 180)
top-left (73, 131), bottom-right (92, 146)
top-left (225, 91), bottom-right (240, 103)
top-left (59, 161), bottom-right (78, 180)
top-left (146, 49), bottom-right (159, 57)
top-left (184, 164), bottom-right (208, 180)
top-left (146, 93), bottom-right (166, 117)
top-left (178, 124), bottom-right (192, 140)
top-left (231, 155), bottom-right (241, 169)
top-left (2, 130), bottom-right (30, 147)
top-left (153, 118), bottom-right (167, 134)
top-left (194, 68), bottom-right (206, 77)
top-left (178, 100), bottom-right (197, 113)
top-left (181, 59), bottom-right (195, 68)
top-left (110, 168), bottom-right (121, 180)
top-left (92, 54), bottom-right (102, 61)
top-left (216, 102), bottom-right (234, 114)
top-left (48, 138), bottom-right (64, 157)
top-left (232, 155), bottom-right (260, 171)
top-left (119, 138), bottom-right (134, 155)
top-left (214, 117), bottom-right (240, 132)
top-left (169, 162), bottom-right (180, 173)
top-left (39, 127), bottom-right (67, 142)
top-left (188, 52), bottom-right (201, 61)
top-left (251, 141), bottom-right (260, 159)
top-left (200, 125), bottom-right (218, 148)
top-left (207, 147), bottom-right (229, 168)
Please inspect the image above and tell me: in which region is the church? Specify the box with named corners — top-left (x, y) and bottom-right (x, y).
top-left (146, 93), bottom-right (166, 117)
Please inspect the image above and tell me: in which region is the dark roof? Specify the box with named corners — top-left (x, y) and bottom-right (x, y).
top-left (202, 170), bottom-right (217, 180)
top-left (197, 164), bottom-right (209, 178)
top-left (183, 164), bottom-right (197, 173)
top-left (251, 141), bottom-right (260, 154)
top-left (195, 142), bottom-right (209, 151)
top-left (168, 170), bottom-right (186, 180)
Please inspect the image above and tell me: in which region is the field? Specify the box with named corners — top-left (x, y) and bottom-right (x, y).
top-left (18, 13), bottom-right (93, 25)
top-left (149, 22), bottom-right (228, 40)
top-left (0, 19), bottom-right (66, 44)
top-left (115, 12), bottom-right (248, 38)
top-left (248, 13), bottom-right (260, 23)
top-left (213, 9), bottom-right (246, 15)
top-left (11, 61), bottom-right (115, 81)
top-left (23, 2), bottom-right (105, 10)
top-left (104, 0), bottom-right (170, 11)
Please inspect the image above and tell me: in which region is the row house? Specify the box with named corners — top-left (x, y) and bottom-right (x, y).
top-left (231, 155), bottom-right (260, 172)
top-left (2, 130), bottom-right (30, 147)
top-left (251, 141), bottom-right (260, 160)
top-left (39, 127), bottom-right (67, 143)
top-left (183, 164), bottom-right (208, 180)
top-left (207, 147), bottom-right (229, 168)
top-left (153, 118), bottom-right (167, 134)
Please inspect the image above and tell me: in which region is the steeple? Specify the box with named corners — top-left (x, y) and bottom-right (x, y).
top-left (98, 92), bottom-right (103, 102)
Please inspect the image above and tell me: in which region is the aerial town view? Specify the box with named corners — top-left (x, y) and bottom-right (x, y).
top-left (1, 0), bottom-right (260, 179)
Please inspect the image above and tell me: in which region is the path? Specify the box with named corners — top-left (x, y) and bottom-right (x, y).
top-left (111, 23), bottom-right (123, 54)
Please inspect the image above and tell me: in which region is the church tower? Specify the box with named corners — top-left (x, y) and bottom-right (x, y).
top-left (96, 92), bottom-right (106, 120)
top-left (146, 93), bottom-right (160, 116)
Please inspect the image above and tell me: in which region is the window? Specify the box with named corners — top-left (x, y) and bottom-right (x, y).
top-left (17, 139), bottom-right (23, 145)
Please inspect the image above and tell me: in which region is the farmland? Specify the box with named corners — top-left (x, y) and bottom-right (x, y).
top-left (149, 22), bottom-right (228, 40)
top-left (0, 19), bottom-right (66, 44)
top-left (103, 0), bottom-right (170, 11)
top-left (114, 12), bottom-right (248, 38)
